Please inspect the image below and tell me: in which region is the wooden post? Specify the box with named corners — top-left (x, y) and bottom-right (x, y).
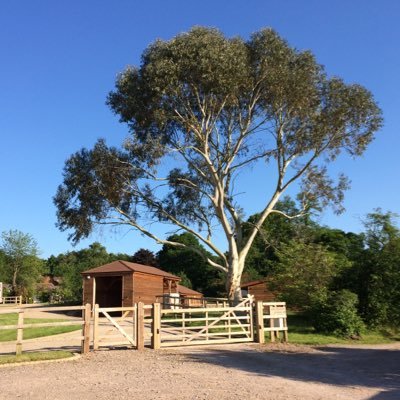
top-left (283, 317), bottom-right (289, 342)
top-left (93, 304), bottom-right (99, 350)
top-left (81, 303), bottom-right (91, 354)
top-left (182, 310), bottom-right (186, 342)
top-left (255, 301), bottom-right (265, 344)
top-left (151, 303), bottom-right (161, 349)
top-left (136, 302), bottom-right (145, 350)
top-left (269, 313), bottom-right (275, 342)
top-left (92, 277), bottom-right (96, 312)
top-left (276, 324), bottom-right (280, 340)
top-left (16, 310), bottom-right (24, 355)
top-left (133, 305), bottom-right (136, 344)
top-left (205, 310), bottom-right (209, 340)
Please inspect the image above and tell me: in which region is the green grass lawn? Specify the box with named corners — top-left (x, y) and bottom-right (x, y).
top-left (275, 313), bottom-right (400, 345)
top-left (0, 313), bottom-right (81, 342)
top-left (0, 350), bottom-right (75, 365)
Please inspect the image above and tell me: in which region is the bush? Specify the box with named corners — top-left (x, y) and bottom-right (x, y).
top-left (36, 288), bottom-right (65, 304)
top-left (310, 290), bottom-right (365, 338)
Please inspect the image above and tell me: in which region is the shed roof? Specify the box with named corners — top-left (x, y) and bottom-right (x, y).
top-left (81, 260), bottom-right (180, 280)
top-left (240, 279), bottom-right (267, 288)
top-left (177, 285), bottom-right (203, 297)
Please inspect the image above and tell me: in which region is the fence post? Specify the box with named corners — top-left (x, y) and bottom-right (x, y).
top-left (255, 301), bottom-right (265, 344)
top-left (151, 303), bottom-right (161, 349)
top-left (269, 307), bottom-right (275, 342)
top-left (283, 317), bottom-right (288, 342)
top-left (93, 304), bottom-right (99, 351)
top-left (16, 310), bottom-right (24, 355)
top-left (81, 303), bottom-right (91, 354)
top-left (136, 302), bottom-right (145, 351)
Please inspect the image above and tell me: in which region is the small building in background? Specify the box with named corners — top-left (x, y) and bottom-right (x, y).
top-left (177, 285), bottom-right (204, 307)
top-left (81, 260), bottom-right (180, 308)
top-left (156, 285), bottom-right (204, 308)
top-left (240, 279), bottom-right (278, 302)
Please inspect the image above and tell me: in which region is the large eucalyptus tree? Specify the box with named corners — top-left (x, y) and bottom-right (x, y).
top-left (55, 27), bottom-right (382, 302)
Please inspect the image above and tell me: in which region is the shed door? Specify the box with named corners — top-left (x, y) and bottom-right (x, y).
top-left (95, 276), bottom-right (123, 308)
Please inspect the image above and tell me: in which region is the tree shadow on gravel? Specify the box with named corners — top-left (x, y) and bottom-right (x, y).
top-left (181, 345), bottom-right (400, 400)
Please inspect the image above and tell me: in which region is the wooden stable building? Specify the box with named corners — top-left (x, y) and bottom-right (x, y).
top-left (81, 260), bottom-right (180, 308)
top-left (241, 279), bottom-right (278, 302)
top-left (155, 285), bottom-right (204, 308)
top-left (177, 285), bottom-right (203, 307)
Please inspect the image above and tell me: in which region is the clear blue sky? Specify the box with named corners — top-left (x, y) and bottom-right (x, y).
top-left (0, 0), bottom-right (399, 258)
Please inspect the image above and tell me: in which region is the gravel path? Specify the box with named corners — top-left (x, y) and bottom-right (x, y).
top-left (1, 342), bottom-right (399, 400)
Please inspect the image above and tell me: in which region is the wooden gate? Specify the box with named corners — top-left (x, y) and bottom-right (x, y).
top-left (91, 299), bottom-right (287, 351)
top-left (93, 304), bottom-right (138, 350)
top-left (152, 297), bottom-right (254, 348)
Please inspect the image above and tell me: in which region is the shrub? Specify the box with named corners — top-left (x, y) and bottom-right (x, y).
top-left (269, 241), bottom-right (348, 310)
top-left (310, 290), bottom-right (365, 338)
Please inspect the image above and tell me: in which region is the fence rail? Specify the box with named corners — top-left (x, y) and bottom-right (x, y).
top-left (0, 304), bottom-right (91, 355)
top-left (0, 300), bottom-right (288, 356)
top-left (93, 305), bottom-right (138, 350)
top-left (255, 302), bottom-right (288, 343)
top-left (153, 298), bottom-right (254, 348)
top-left (0, 296), bottom-right (22, 305)
top-left (156, 295), bottom-right (230, 309)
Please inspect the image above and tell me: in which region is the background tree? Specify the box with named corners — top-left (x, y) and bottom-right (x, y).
top-left (54, 27), bottom-right (382, 301)
top-left (0, 230), bottom-right (42, 300)
top-left (0, 249), bottom-right (6, 283)
top-left (243, 196), bottom-right (315, 279)
top-left (157, 233), bottom-right (224, 296)
top-left (353, 210), bottom-right (400, 326)
top-left (49, 242), bottom-right (116, 303)
top-left (269, 241), bottom-right (350, 309)
top-left (313, 227), bottom-right (365, 294)
top-left (132, 248), bottom-right (158, 267)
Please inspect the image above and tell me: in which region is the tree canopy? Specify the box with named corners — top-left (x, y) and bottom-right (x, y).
top-left (157, 233), bottom-right (224, 296)
top-left (54, 27), bottom-right (382, 300)
top-left (0, 230), bottom-right (42, 299)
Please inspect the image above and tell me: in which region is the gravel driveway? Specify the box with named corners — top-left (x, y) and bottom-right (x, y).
top-left (0, 342), bottom-right (399, 400)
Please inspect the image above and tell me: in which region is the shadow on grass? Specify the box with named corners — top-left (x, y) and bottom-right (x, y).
top-left (181, 344), bottom-right (400, 400)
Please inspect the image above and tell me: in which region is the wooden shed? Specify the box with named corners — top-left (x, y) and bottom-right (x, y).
top-left (177, 285), bottom-right (204, 307)
top-left (241, 279), bottom-right (278, 302)
top-left (81, 260), bottom-right (180, 309)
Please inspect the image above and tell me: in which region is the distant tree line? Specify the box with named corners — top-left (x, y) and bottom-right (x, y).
top-left (1, 202), bottom-right (399, 336)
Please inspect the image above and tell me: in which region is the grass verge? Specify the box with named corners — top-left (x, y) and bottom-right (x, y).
top-left (275, 313), bottom-right (400, 345)
top-left (0, 313), bottom-right (81, 342)
top-left (0, 350), bottom-right (75, 365)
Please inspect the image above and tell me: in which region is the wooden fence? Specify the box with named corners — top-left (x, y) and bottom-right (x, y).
top-left (92, 303), bottom-right (154, 350)
top-left (0, 304), bottom-right (91, 355)
top-left (0, 300), bottom-right (287, 356)
top-left (155, 295), bottom-right (230, 309)
top-left (91, 299), bottom-right (287, 350)
top-left (0, 296), bottom-right (22, 306)
top-left (254, 302), bottom-right (288, 343)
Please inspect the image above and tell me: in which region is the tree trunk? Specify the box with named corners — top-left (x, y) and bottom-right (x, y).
top-left (12, 268), bottom-right (18, 296)
top-left (226, 259), bottom-right (244, 305)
